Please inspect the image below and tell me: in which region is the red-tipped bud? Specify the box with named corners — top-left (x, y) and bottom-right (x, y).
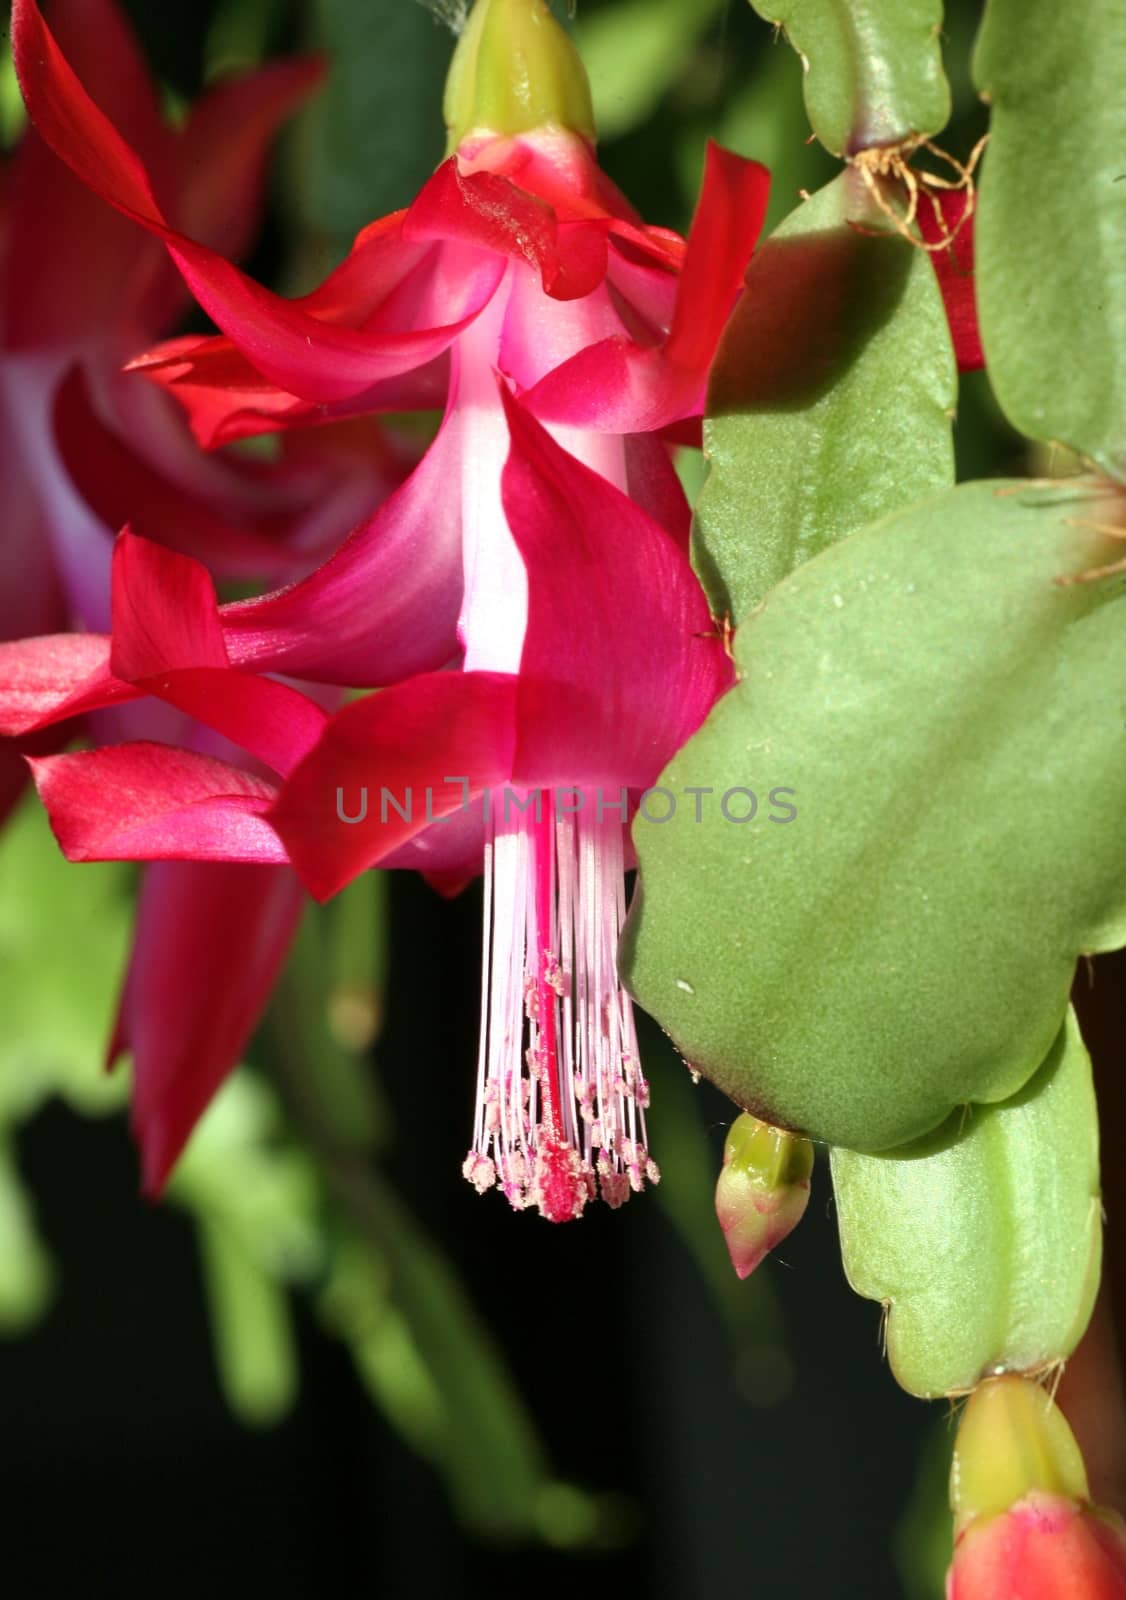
top-left (948, 1375), bottom-right (1126, 1600)
top-left (714, 1113), bottom-right (813, 1279)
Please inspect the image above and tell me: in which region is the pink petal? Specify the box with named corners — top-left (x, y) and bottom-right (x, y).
top-left (12, 0), bottom-right (503, 402)
top-left (30, 743), bottom-right (288, 863)
top-left (524, 145), bottom-right (769, 431)
top-left (918, 191), bottom-right (984, 372)
top-left (221, 407), bottom-right (465, 686)
top-left (0, 633), bottom-right (133, 736)
top-left (499, 390), bottom-right (732, 789)
top-left (403, 159), bottom-right (610, 302)
top-left (269, 671), bottom-right (517, 900)
top-left (113, 860), bottom-right (305, 1193)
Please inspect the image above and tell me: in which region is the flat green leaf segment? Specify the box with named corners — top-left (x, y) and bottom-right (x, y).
top-left (624, 479), bottom-right (1126, 1152)
top-left (974, 0), bottom-right (1126, 480)
top-left (748, 0), bottom-right (949, 156)
top-left (831, 1008), bottom-right (1101, 1398)
top-left (695, 171), bottom-right (956, 622)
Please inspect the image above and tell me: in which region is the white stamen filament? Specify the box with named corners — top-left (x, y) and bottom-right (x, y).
top-left (463, 788), bottom-right (659, 1221)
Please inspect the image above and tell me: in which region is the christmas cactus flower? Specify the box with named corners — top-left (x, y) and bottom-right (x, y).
top-left (1, 0), bottom-right (421, 1193)
top-left (6, 0), bottom-right (760, 1206)
top-left (948, 1375), bottom-right (1126, 1600)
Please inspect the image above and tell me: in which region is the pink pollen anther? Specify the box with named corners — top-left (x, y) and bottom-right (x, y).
top-left (534, 1140), bottom-right (590, 1223)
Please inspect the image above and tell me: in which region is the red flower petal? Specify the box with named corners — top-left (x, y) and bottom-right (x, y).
top-left (127, 335), bottom-right (448, 450)
top-left (499, 389), bottom-right (732, 789)
top-left (111, 533), bottom-right (327, 776)
top-left (404, 159), bottom-right (610, 302)
top-left (111, 864), bottom-right (303, 1190)
top-left (269, 671), bottom-right (517, 900)
top-left (524, 145), bottom-right (769, 431)
top-left (113, 860), bottom-right (305, 1193)
top-left (12, 0), bottom-right (502, 401)
top-left (221, 407), bottom-right (466, 686)
top-left (30, 743), bottom-right (288, 863)
top-left (918, 190), bottom-right (984, 372)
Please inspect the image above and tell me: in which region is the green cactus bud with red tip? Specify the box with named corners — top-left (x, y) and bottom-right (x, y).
top-left (715, 1113), bottom-right (813, 1279)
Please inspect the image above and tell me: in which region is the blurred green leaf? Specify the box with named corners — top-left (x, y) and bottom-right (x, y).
top-left (0, 33), bottom-right (26, 148)
top-left (833, 1008), bottom-right (1101, 1397)
top-left (349, 1169), bottom-right (556, 1536)
top-left (273, 902), bottom-right (389, 1154)
top-left (0, 795), bottom-right (131, 1120)
top-left (195, 1213), bottom-right (300, 1427)
top-left (169, 1071), bottom-right (323, 1281)
top-left (625, 479), bottom-right (1126, 1152)
top-left (169, 1071), bottom-right (324, 1425)
top-left (748, 0), bottom-right (950, 156)
top-left (205, 0), bottom-right (291, 74)
top-left (326, 869), bottom-right (389, 1056)
top-left (575, 0), bottom-right (725, 140)
top-left (695, 170), bottom-right (955, 622)
top-left (299, 0), bottom-right (449, 252)
top-left (974, 0), bottom-right (1126, 479)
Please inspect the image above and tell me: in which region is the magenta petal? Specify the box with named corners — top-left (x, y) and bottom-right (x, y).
top-left (623, 433), bottom-right (691, 553)
top-left (115, 860), bottom-right (305, 1192)
top-left (0, 633), bottom-right (134, 736)
top-left (221, 408), bottom-right (466, 686)
top-left (499, 391), bottom-right (732, 789)
top-left (269, 671), bottom-right (517, 900)
top-left (30, 743), bottom-right (288, 863)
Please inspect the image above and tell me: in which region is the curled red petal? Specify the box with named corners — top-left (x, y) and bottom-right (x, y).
top-left (404, 159), bottom-right (609, 301)
top-left (30, 743), bottom-right (288, 863)
top-left (128, 335), bottom-right (448, 450)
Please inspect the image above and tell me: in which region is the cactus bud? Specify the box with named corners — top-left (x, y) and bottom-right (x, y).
top-left (715, 1113), bottom-right (813, 1279)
